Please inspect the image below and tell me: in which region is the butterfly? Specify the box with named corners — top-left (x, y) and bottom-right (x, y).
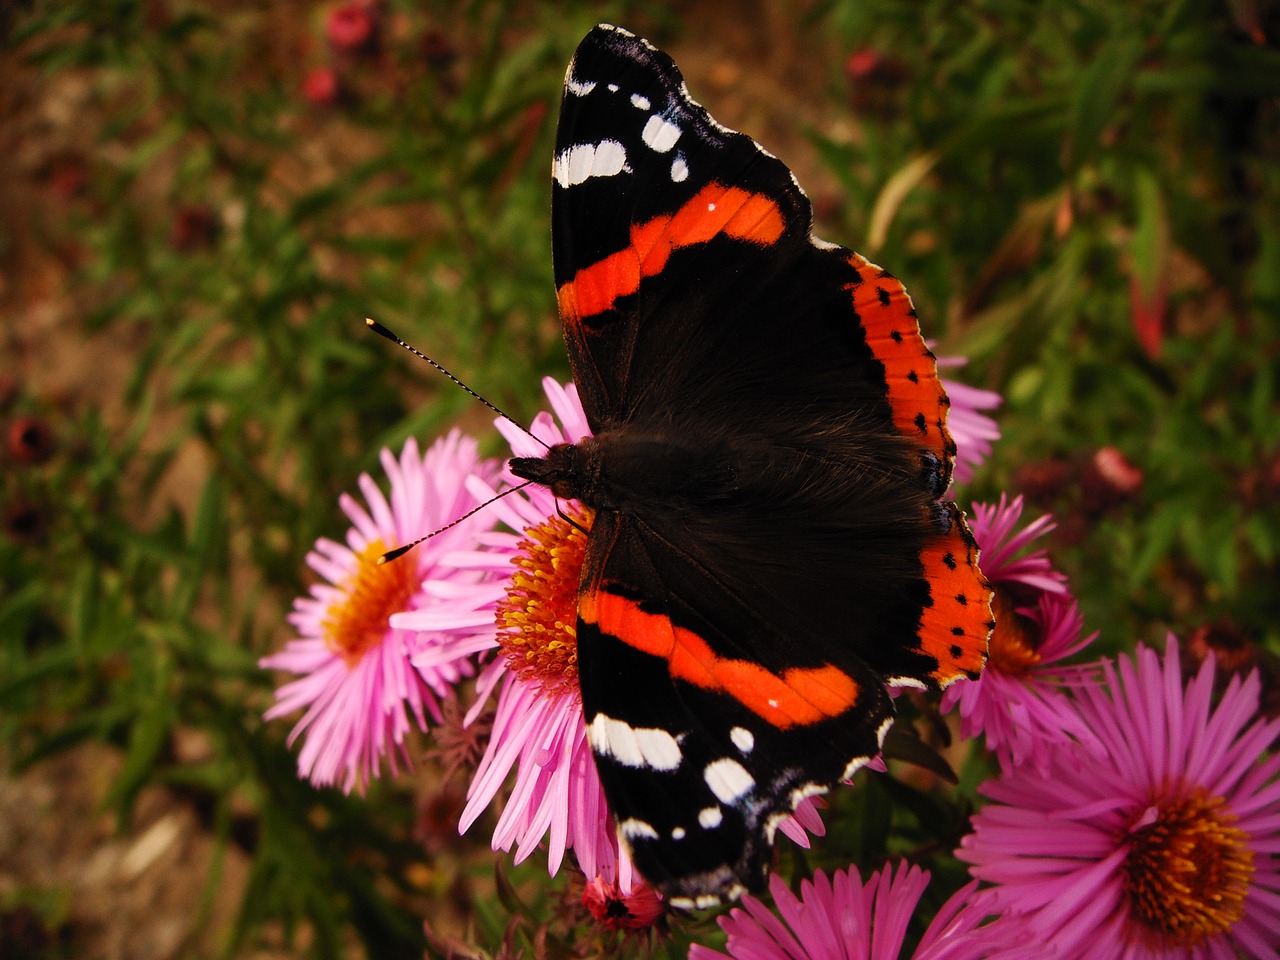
top-left (509, 24), bottom-right (993, 910)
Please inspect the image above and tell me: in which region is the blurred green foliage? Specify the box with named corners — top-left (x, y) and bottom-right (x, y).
top-left (817, 0), bottom-right (1280, 644)
top-left (1, 0), bottom-right (1277, 956)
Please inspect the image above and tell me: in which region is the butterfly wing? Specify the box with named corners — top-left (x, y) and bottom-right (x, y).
top-left (552, 24), bottom-right (993, 901)
top-left (577, 508), bottom-right (893, 907)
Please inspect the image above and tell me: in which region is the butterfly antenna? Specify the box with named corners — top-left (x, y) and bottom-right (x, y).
top-left (365, 318), bottom-right (546, 447)
top-left (379, 479), bottom-right (538, 564)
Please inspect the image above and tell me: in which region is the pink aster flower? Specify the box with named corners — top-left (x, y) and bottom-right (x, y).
top-left (261, 432), bottom-right (498, 793)
top-left (946, 591), bottom-right (1100, 771)
top-left (941, 494), bottom-right (1099, 769)
top-left (937, 355), bottom-right (1001, 484)
top-left (967, 494), bottom-right (1067, 596)
top-left (424, 378), bottom-right (632, 886)
top-left (690, 861), bottom-right (1039, 960)
top-left (958, 637), bottom-right (1280, 959)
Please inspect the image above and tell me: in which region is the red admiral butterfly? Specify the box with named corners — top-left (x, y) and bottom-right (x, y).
top-left (510, 24), bottom-right (993, 910)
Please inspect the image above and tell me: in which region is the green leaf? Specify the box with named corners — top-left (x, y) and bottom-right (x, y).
top-left (106, 692), bottom-right (175, 822)
top-left (1065, 32), bottom-right (1144, 175)
top-left (1131, 166), bottom-right (1171, 302)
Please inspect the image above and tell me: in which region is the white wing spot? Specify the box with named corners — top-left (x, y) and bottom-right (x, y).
top-left (619, 818), bottom-right (659, 841)
top-left (698, 806), bottom-right (723, 829)
top-left (729, 727), bottom-right (754, 755)
top-left (843, 755), bottom-right (872, 781)
top-left (587, 713), bottom-right (682, 770)
top-left (566, 75), bottom-right (595, 97)
top-left (607, 83), bottom-right (619, 92)
top-left (630, 93), bottom-right (651, 110)
top-left (670, 155), bottom-right (689, 182)
top-left (876, 716), bottom-right (893, 747)
top-left (764, 811), bottom-right (790, 844)
top-left (704, 758), bottom-right (754, 804)
top-left (671, 826), bottom-right (686, 840)
top-left (641, 114), bottom-right (682, 153)
top-left (789, 782), bottom-right (825, 808)
top-left (707, 202), bottom-right (716, 212)
top-left (887, 676), bottom-right (928, 690)
top-left (553, 141), bottom-right (627, 188)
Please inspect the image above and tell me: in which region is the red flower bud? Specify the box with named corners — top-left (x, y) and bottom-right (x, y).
top-left (327, 3), bottom-right (377, 55)
top-left (302, 67), bottom-right (341, 106)
top-left (582, 876), bottom-right (664, 931)
top-left (8, 415), bottom-right (55, 464)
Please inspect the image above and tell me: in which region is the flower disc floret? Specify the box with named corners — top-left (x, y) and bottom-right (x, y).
top-left (494, 506), bottom-right (593, 697)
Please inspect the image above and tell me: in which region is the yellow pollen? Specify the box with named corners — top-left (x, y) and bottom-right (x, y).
top-left (321, 539), bottom-right (419, 666)
top-left (1121, 789), bottom-right (1254, 948)
top-left (495, 506), bottom-right (593, 698)
top-left (987, 589), bottom-right (1042, 676)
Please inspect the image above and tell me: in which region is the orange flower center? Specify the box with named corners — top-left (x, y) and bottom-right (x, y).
top-left (986, 588), bottom-right (1041, 676)
top-left (321, 539), bottom-right (419, 666)
top-left (1121, 789), bottom-right (1254, 947)
top-left (495, 506), bottom-right (592, 698)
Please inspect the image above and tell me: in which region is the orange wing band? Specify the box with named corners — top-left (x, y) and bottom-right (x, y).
top-left (916, 505), bottom-right (992, 686)
top-left (844, 253), bottom-right (954, 464)
top-left (580, 589), bottom-right (857, 729)
top-left (558, 183), bottom-right (785, 322)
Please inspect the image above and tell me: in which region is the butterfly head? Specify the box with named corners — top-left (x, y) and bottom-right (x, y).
top-left (509, 438), bottom-right (600, 504)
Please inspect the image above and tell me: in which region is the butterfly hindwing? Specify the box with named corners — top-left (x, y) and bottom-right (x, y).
top-left (577, 510), bottom-right (892, 908)
top-left (528, 23), bottom-right (994, 904)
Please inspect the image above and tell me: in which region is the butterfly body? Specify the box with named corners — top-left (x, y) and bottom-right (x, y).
top-left (513, 24), bottom-right (993, 909)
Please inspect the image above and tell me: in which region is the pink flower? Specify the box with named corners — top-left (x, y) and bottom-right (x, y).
top-left (430, 378), bottom-right (631, 885)
top-left (948, 591), bottom-right (1099, 771)
top-left (967, 494), bottom-right (1066, 596)
top-left (958, 638), bottom-right (1280, 959)
top-left (937, 355), bottom-right (1001, 485)
top-left (942, 494), bottom-right (1099, 769)
top-left (689, 861), bottom-right (1038, 960)
top-left (261, 432), bottom-right (498, 792)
